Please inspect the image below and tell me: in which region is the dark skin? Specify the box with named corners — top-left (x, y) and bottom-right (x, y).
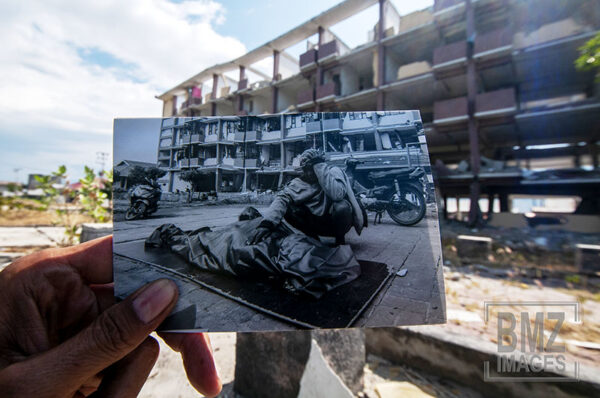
top-left (249, 163), bottom-right (319, 245)
top-left (0, 236), bottom-right (221, 398)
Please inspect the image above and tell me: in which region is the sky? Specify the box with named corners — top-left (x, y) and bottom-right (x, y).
top-left (0, 0), bottom-right (433, 183)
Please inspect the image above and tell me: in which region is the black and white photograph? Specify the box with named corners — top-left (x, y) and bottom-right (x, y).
top-left (113, 111), bottom-right (446, 331)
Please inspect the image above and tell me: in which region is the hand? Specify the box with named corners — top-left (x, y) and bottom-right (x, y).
top-left (248, 226), bottom-right (271, 245)
top-left (0, 236), bottom-right (221, 398)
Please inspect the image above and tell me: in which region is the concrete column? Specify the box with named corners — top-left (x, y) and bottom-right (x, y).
top-left (443, 195), bottom-right (448, 219)
top-left (215, 169), bottom-right (221, 193)
top-left (590, 141), bottom-right (598, 169)
top-left (272, 50), bottom-right (280, 114)
top-left (242, 169), bottom-right (247, 193)
top-left (211, 73), bottom-right (219, 116)
top-left (376, 0), bottom-right (386, 110)
top-left (499, 193), bottom-right (509, 212)
top-left (487, 194), bottom-right (495, 216)
top-left (237, 66), bottom-right (246, 113)
top-left (315, 26), bottom-right (325, 113)
top-left (466, 0), bottom-right (482, 226)
top-left (234, 330), bottom-right (364, 398)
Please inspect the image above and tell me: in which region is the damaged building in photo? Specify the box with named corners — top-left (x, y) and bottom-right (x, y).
top-left (155, 0), bottom-right (600, 227)
top-left (157, 111), bottom-right (429, 194)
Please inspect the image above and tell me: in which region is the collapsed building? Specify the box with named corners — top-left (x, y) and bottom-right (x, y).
top-left (155, 0), bottom-right (600, 223)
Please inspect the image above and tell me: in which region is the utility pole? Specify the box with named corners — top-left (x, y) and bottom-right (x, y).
top-left (96, 152), bottom-right (109, 175)
top-left (13, 168), bottom-right (22, 185)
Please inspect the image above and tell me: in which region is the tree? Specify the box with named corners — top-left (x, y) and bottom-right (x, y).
top-left (128, 166), bottom-right (166, 186)
top-left (575, 32), bottom-right (600, 81)
top-left (78, 166), bottom-right (110, 223)
top-left (180, 169), bottom-right (208, 192)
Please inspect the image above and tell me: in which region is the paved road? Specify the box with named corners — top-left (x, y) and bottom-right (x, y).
top-left (113, 203), bottom-right (445, 332)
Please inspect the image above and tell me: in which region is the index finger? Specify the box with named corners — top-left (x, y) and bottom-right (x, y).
top-left (159, 332), bottom-right (221, 397)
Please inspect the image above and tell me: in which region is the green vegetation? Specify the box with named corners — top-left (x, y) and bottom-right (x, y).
top-left (180, 169), bottom-right (207, 192)
top-left (576, 32), bottom-right (600, 81)
top-left (2, 165), bottom-right (113, 245)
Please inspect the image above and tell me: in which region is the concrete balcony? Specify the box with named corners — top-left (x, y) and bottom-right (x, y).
top-left (205, 134), bottom-right (218, 143)
top-left (433, 0), bottom-right (465, 21)
top-left (179, 134), bottom-right (191, 145)
top-left (205, 158), bottom-right (218, 166)
top-left (379, 114), bottom-right (413, 128)
top-left (343, 117), bottom-right (373, 131)
top-left (322, 118), bottom-right (342, 131)
top-left (316, 82), bottom-right (338, 101)
top-left (433, 41), bottom-right (467, 74)
top-left (306, 120), bottom-right (321, 133)
top-left (299, 48), bottom-right (318, 70)
top-left (286, 126), bottom-right (306, 139)
top-left (222, 158), bottom-right (235, 166)
top-left (223, 132), bottom-right (236, 142)
top-left (180, 159), bottom-right (190, 168)
top-left (245, 130), bottom-right (259, 141)
top-left (234, 132), bottom-right (245, 142)
top-left (297, 88), bottom-right (315, 107)
top-left (433, 96), bottom-right (468, 125)
top-left (261, 130), bottom-right (281, 141)
top-left (233, 158), bottom-right (258, 168)
top-left (190, 134), bottom-right (202, 143)
top-left (162, 118), bottom-right (175, 128)
top-left (190, 158), bottom-right (202, 167)
top-left (186, 97), bottom-right (203, 107)
top-left (475, 88), bottom-right (517, 119)
top-left (474, 27), bottom-right (513, 63)
top-left (318, 40), bottom-right (339, 64)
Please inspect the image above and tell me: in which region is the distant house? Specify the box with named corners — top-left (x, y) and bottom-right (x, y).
top-left (0, 181), bottom-right (22, 197)
top-left (114, 160), bottom-right (157, 189)
top-left (25, 174), bottom-right (64, 198)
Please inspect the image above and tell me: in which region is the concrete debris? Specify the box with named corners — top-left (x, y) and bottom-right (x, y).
top-left (298, 339), bottom-right (354, 398)
top-left (375, 381), bottom-right (435, 398)
top-left (396, 269), bottom-right (408, 277)
top-left (446, 309), bottom-right (482, 323)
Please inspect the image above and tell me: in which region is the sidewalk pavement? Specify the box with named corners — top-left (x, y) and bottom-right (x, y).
top-left (0, 226), bottom-right (66, 247)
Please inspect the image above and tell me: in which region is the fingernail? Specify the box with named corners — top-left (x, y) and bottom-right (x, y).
top-left (133, 279), bottom-right (177, 323)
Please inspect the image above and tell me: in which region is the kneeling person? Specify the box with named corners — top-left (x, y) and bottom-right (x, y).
top-left (252, 149), bottom-right (365, 245)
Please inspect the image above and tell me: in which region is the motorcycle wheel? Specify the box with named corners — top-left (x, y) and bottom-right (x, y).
top-left (125, 202), bottom-right (147, 221)
top-left (386, 184), bottom-right (426, 226)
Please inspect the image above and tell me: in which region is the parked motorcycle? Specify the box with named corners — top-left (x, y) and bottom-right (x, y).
top-left (345, 158), bottom-right (426, 226)
top-left (125, 183), bottom-right (161, 220)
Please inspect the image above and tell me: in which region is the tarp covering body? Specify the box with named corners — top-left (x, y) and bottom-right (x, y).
top-left (145, 213), bottom-right (361, 298)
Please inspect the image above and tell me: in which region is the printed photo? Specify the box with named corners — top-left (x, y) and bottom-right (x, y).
top-left (113, 111), bottom-right (446, 331)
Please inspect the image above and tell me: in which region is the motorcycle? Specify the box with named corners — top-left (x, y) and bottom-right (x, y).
top-left (125, 183), bottom-right (161, 220)
top-left (345, 159), bottom-right (427, 226)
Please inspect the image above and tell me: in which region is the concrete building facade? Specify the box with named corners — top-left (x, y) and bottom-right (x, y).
top-left (156, 0), bottom-right (600, 220)
top-left (158, 111), bottom-right (428, 193)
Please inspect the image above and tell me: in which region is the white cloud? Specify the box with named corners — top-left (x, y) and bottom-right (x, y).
top-left (0, 0), bottom-right (247, 137)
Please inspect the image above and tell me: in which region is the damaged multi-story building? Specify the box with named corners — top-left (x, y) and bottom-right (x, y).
top-left (158, 111), bottom-right (428, 193)
top-left (156, 0), bottom-right (600, 222)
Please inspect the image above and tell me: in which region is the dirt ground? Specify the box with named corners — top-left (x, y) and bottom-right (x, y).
top-left (0, 207), bottom-right (96, 227)
top-left (1, 208), bottom-right (599, 396)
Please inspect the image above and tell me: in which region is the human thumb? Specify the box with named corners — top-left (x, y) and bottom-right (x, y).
top-left (0, 279), bottom-right (178, 398)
